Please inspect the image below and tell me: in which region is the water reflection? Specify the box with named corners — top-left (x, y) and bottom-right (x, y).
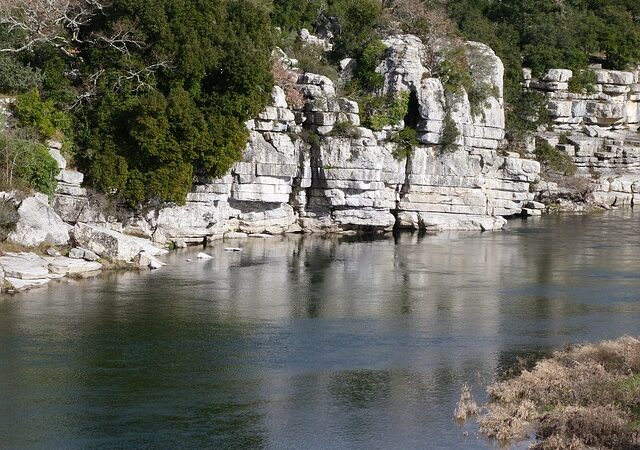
top-left (1, 210), bottom-right (640, 448)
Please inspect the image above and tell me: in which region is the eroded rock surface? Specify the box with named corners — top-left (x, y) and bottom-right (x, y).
top-left (8, 195), bottom-right (70, 247)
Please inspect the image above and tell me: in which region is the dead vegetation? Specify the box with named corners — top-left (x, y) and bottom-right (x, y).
top-left (457, 337), bottom-right (640, 449)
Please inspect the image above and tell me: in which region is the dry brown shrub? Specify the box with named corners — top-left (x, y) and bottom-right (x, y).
top-left (478, 399), bottom-right (537, 443)
top-left (534, 406), bottom-right (634, 450)
top-left (454, 384), bottom-right (479, 422)
top-left (272, 58), bottom-right (304, 110)
top-left (463, 337), bottom-right (640, 449)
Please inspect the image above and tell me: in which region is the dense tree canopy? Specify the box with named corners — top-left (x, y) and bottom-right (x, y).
top-left (1, 0), bottom-right (274, 205)
top-left (1, 0), bottom-right (640, 202)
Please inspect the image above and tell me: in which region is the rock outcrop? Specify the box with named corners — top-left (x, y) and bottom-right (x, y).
top-left (136, 35), bottom-right (541, 244)
top-left (0, 252), bottom-right (102, 292)
top-left (8, 194), bottom-right (70, 247)
top-left (72, 223), bottom-right (168, 262)
top-left (529, 67), bottom-right (640, 209)
top-left (527, 68), bottom-right (640, 131)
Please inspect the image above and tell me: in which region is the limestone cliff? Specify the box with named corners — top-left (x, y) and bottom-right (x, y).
top-left (527, 67), bottom-right (640, 210)
top-left (51, 34), bottom-right (542, 246)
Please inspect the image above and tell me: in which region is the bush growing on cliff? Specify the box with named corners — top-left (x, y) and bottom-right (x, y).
top-left (329, 121), bottom-right (362, 139)
top-left (535, 142), bottom-right (576, 177)
top-left (14, 90), bottom-right (71, 140)
top-left (390, 127), bottom-right (418, 159)
top-left (0, 131), bottom-right (58, 195)
top-left (439, 111), bottom-right (460, 153)
top-left (360, 91), bottom-right (409, 131)
top-left (352, 40), bottom-right (387, 92)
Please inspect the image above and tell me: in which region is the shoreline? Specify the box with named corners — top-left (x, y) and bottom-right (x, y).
top-left (2, 206), bottom-right (635, 295)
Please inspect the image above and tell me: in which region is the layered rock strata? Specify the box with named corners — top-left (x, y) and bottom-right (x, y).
top-left (529, 68), bottom-right (640, 209)
top-left (129, 35), bottom-right (541, 243)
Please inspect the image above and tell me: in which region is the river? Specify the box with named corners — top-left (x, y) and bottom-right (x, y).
top-left (1, 210), bottom-right (640, 449)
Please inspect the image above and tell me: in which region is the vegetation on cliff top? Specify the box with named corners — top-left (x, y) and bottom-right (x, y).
top-left (1, 0), bottom-right (639, 204)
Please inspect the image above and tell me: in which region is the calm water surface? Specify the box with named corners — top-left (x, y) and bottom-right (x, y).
top-left (2, 210), bottom-right (640, 449)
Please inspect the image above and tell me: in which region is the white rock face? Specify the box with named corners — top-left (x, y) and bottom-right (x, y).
top-left (0, 252), bottom-right (103, 292)
top-left (8, 196), bottom-right (70, 247)
top-left (0, 252), bottom-right (50, 279)
top-left (531, 67), bottom-right (640, 130)
top-left (381, 34), bottom-right (428, 93)
top-left (47, 35), bottom-right (543, 238)
top-left (73, 223), bottom-right (168, 261)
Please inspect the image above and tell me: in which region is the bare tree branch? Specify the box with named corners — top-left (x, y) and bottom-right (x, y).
top-left (0, 0), bottom-right (142, 55)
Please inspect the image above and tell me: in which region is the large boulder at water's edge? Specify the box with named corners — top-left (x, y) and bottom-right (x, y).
top-left (8, 196), bottom-right (70, 247)
top-left (72, 223), bottom-right (168, 261)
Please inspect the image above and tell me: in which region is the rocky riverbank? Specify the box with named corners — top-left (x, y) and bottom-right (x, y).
top-left (4, 32), bottom-right (640, 292)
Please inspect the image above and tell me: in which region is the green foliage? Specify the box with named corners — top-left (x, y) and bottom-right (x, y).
top-left (389, 127), bottom-right (418, 160)
top-left (353, 40), bottom-right (387, 92)
top-left (271, 0), bottom-right (324, 33)
top-left (0, 133), bottom-right (58, 195)
top-left (329, 121), bottom-right (362, 139)
top-left (440, 110), bottom-right (460, 153)
top-left (14, 89), bottom-right (71, 140)
top-left (0, 55), bottom-right (42, 94)
top-left (0, 198), bottom-right (18, 242)
top-left (361, 91), bottom-right (409, 131)
top-left (535, 142), bottom-right (577, 176)
top-left (506, 90), bottom-right (549, 140)
top-left (435, 47), bottom-right (473, 96)
top-left (290, 41), bottom-right (339, 81)
top-left (16, 142), bottom-right (59, 195)
top-left (569, 69), bottom-right (597, 94)
top-left (448, 0), bottom-right (640, 138)
top-left (74, 0), bottom-right (274, 205)
top-left (329, 0), bottom-right (384, 61)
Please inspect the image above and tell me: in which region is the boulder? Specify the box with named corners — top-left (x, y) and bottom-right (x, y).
top-left (133, 251), bottom-right (165, 270)
top-left (45, 256), bottom-right (102, 275)
top-left (0, 253), bottom-right (50, 279)
top-left (73, 223), bottom-right (168, 261)
top-left (57, 170), bottom-right (84, 185)
top-left (68, 247), bottom-right (100, 261)
top-left (8, 196), bottom-right (70, 247)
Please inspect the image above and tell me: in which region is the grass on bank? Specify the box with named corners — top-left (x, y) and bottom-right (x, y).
top-left (456, 336), bottom-right (640, 449)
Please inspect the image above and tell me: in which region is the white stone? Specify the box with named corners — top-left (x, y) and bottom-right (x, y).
top-left (544, 69), bottom-right (573, 83)
top-left (73, 223), bottom-right (167, 261)
top-left (45, 256), bottom-right (102, 275)
top-left (0, 253), bottom-right (50, 279)
top-left (48, 147), bottom-right (66, 171)
top-left (8, 196), bottom-right (70, 247)
top-left (57, 170), bottom-right (84, 185)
